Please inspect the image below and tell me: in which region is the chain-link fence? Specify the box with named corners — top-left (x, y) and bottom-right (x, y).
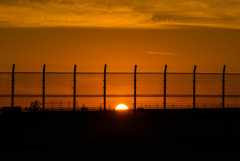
top-left (0, 64), bottom-right (239, 111)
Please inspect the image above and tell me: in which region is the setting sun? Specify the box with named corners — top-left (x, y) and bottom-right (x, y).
top-left (115, 104), bottom-right (128, 111)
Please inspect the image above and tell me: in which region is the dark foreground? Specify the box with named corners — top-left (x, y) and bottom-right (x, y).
top-left (1, 109), bottom-right (240, 160)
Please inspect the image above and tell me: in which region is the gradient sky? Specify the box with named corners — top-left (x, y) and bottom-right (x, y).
top-left (1, 0), bottom-right (240, 72)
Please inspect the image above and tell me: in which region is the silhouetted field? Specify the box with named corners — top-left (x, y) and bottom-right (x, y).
top-left (1, 109), bottom-right (240, 160)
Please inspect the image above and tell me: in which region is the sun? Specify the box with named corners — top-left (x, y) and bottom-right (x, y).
top-left (115, 104), bottom-right (128, 111)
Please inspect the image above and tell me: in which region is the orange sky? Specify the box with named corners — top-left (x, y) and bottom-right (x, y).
top-left (0, 0), bottom-right (240, 72)
top-left (1, 0), bottom-right (240, 28)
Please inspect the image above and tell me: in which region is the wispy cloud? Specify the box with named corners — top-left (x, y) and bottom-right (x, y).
top-left (148, 51), bottom-right (178, 56)
top-left (0, 0), bottom-right (240, 28)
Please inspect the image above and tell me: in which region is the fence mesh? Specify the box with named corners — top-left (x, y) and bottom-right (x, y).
top-left (1, 66), bottom-right (240, 111)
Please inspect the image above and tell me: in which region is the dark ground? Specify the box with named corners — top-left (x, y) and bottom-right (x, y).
top-left (1, 109), bottom-right (240, 160)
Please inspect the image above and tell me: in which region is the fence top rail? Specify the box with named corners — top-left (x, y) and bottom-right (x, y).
top-left (1, 94), bottom-right (240, 97)
top-left (1, 71), bottom-right (240, 75)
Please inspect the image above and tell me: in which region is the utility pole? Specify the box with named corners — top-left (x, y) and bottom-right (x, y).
top-left (222, 65), bottom-right (226, 109)
top-left (73, 65), bottom-right (77, 111)
top-left (104, 64), bottom-right (107, 111)
top-left (11, 64), bottom-right (15, 108)
top-left (193, 65), bottom-right (197, 109)
top-left (42, 64), bottom-right (46, 111)
top-left (163, 65), bottom-right (167, 110)
top-left (134, 65), bottom-right (137, 111)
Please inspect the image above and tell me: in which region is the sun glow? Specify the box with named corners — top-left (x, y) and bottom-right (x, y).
top-left (115, 104), bottom-right (128, 111)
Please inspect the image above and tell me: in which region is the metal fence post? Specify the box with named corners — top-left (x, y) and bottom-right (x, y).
top-left (193, 65), bottom-right (197, 109)
top-left (222, 65), bottom-right (226, 109)
top-left (104, 64), bottom-right (107, 111)
top-left (11, 64), bottom-right (15, 108)
top-left (163, 65), bottom-right (167, 110)
top-left (73, 65), bottom-right (77, 111)
top-left (134, 65), bottom-right (137, 111)
top-left (42, 64), bottom-right (46, 111)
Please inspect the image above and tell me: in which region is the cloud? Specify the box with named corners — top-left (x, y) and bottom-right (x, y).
top-left (0, 0), bottom-right (240, 29)
top-left (148, 51), bottom-right (178, 56)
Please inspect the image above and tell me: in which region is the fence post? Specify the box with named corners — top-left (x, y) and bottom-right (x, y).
top-left (11, 64), bottom-right (15, 108)
top-left (163, 65), bottom-right (167, 110)
top-left (193, 65), bottom-right (197, 109)
top-left (222, 65), bottom-right (226, 109)
top-left (73, 65), bottom-right (77, 111)
top-left (104, 64), bottom-right (107, 111)
top-left (42, 64), bottom-right (46, 111)
top-left (134, 65), bottom-right (137, 111)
